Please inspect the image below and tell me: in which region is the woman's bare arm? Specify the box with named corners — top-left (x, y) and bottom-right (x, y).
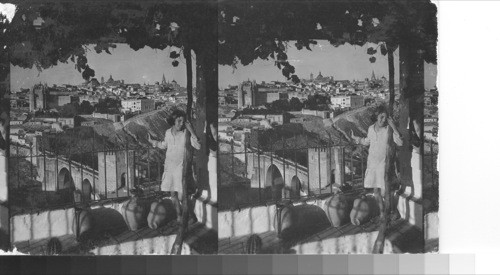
top-left (185, 120), bottom-right (201, 149)
top-left (148, 132), bottom-right (168, 149)
top-left (387, 117), bottom-right (403, 146)
top-left (351, 130), bottom-right (370, 146)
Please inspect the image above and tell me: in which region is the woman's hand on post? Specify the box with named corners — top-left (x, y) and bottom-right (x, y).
top-left (388, 117), bottom-right (403, 141)
top-left (186, 120), bottom-right (200, 143)
top-left (387, 117), bottom-right (395, 128)
top-left (350, 130), bottom-right (357, 143)
top-left (388, 117), bottom-right (400, 133)
top-left (185, 120), bottom-right (195, 133)
top-left (387, 117), bottom-right (397, 131)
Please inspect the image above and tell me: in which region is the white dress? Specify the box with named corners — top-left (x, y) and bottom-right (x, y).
top-left (359, 125), bottom-right (403, 193)
top-left (152, 128), bottom-right (200, 198)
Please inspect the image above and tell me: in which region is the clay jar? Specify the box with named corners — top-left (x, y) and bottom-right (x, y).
top-left (147, 198), bottom-right (177, 229)
top-left (322, 194), bottom-right (352, 227)
top-left (350, 195), bottom-right (380, 225)
top-left (73, 208), bottom-right (94, 242)
top-left (121, 197), bottom-right (151, 231)
top-left (274, 203), bottom-right (295, 237)
top-left (274, 202), bottom-right (332, 240)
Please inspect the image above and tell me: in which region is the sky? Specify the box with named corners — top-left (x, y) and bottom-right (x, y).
top-left (10, 41), bottom-right (437, 92)
top-left (219, 40), bottom-right (437, 90)
top-left (10, 44), bottom-right (193, 92)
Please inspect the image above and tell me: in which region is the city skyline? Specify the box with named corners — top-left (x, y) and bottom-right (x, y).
top-left (10, 43), bottom-right (194, 92)
top-left (11, 41), bottom-right (437, 92)
top-left (219, 41), bottom-right (437, 90)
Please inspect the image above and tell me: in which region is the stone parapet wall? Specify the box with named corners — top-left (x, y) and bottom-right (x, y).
top-left (10, 208), bottom-right (75, 244)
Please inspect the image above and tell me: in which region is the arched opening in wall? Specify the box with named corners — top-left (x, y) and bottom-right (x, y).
top-left (118, 173), bottom-right (127, 197)
top-left (81, 179), bottom-right (92, 202)
top-left (265, 164), bottom-right (283, 201)
top-left (57, 168), bottom-right (75, 203)
top-left (290, 176), bottom-right (301, 199)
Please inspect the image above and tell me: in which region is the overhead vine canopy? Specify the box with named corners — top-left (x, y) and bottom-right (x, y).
top-left (218, 0), bottom-right (437, 83)
top-left (4, 1), bottom-right (436, 84)
top-left (5, 1), bottom-right (217, 81)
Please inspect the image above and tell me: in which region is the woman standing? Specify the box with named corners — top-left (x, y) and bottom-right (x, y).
top-left (351, 106), bottom-right (403, 221)
top-left (148, 110), bottom-right (201, 222)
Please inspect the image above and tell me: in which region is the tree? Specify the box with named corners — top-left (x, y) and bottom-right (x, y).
top-left (94, 98), bottom-right (121, 114)
top-left (267, 99), bottom-right (290, 112)
top-left (289, 97), bottom-right (303, 111)
top-left (304, 94), bottom-right (330, 110)
top-left (58, 103), bottom-right (79, 117)
top-left (78, 100), bottom-right (94, 114)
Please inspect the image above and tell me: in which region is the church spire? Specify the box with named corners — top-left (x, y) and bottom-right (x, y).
top-left (371, 70), bottom-right (376, 81)
top-left (162, 74), bottom-right (167, 85)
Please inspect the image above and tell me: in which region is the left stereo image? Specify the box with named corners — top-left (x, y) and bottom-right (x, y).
top-left (0, 1), bottom-right (218, 255)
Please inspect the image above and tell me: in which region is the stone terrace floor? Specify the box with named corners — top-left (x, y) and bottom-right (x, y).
top-left (218, 218), bottom-right (423, 254)
top-left (13, 221), bottom-right (217, 255)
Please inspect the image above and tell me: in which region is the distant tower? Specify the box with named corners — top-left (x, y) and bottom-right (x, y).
top-left (108, 75), bottom-right (114, 83)
top-left (251, 80), bottom-right (257, 106)
top-left (29, 89), bottom-right (35, 112)
top-left (97, 150), bottom-right (135, 196)
top-left (238, 84), bottom-right (244, 109)
top-left (371, 70), bottom-right (376, 81)
top-left (101, 76), bottom-right (105, 84)
top-left (310, 73), bottom-right (313, 81)
top-left (30, 84), bottom-right (47, 112)
top-left (318, 71), bottom-right (323, 78)
top-left (161, 74), bottom-right (167, 85)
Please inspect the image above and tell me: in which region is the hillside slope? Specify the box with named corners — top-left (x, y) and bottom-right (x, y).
top-left (301, 106), bottom-right (375, 143)
top-left (92, 106), bottom-right (184, 147)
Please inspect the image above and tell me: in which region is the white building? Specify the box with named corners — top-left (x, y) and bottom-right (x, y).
top-left (121, 99), bottom-right (155, 113)
top-left (330, 95), bottom-right (364, 109)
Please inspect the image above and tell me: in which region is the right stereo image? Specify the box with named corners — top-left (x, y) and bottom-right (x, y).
top-left (217, 0), bottom-right (438, 255)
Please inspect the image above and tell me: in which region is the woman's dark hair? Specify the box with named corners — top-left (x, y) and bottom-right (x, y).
top-left (371, 105), bottom-right (388, 122)
top-left (167, 109), bottom-right (186, 125)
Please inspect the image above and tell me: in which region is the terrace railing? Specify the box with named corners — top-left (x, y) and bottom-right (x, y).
top-left (8, 136), bottom-right (165, 215)
top-left (218, 132), bottom-right (368, 210)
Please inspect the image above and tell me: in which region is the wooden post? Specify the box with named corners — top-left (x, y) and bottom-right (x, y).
top-left (185, 47), bottom-right (193, 120)
top-left (398, 42), bottom-right (425, 195)
top-left (373, 41), bottom-right (425, 254)
top-left (171, 1), bottom-right (217, 254)
top-left (0, 53), bottom-right (10, 250)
